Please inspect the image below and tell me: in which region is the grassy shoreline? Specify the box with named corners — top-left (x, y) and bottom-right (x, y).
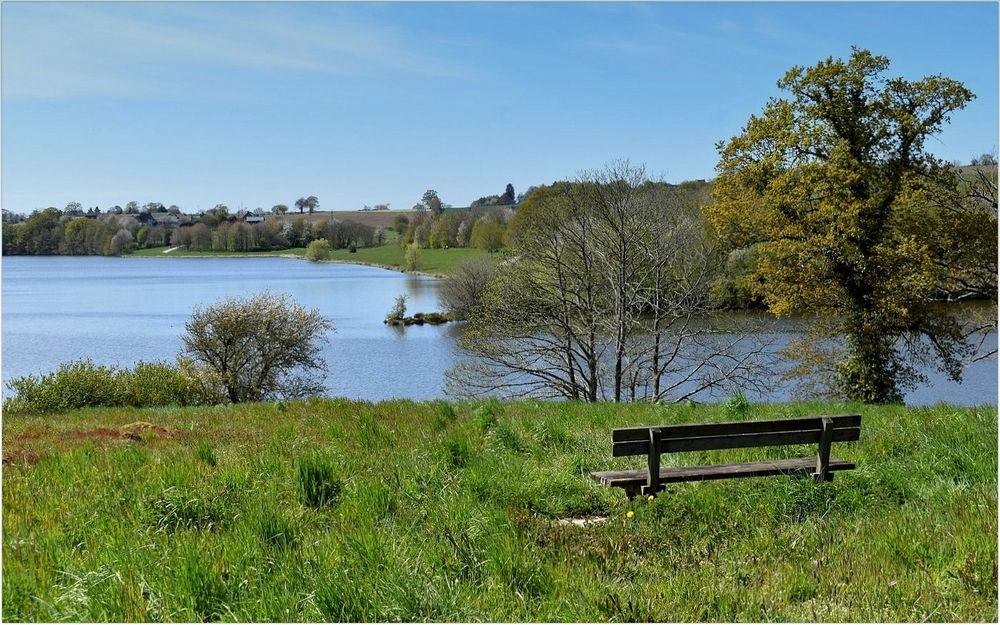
top-left (128, 245), bottom-right (492, 277)
top-left (3, 399), bottom-right (996, 621)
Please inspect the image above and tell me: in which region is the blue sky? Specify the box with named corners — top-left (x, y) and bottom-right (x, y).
top-left (3, 1), bottom-right (997, 213)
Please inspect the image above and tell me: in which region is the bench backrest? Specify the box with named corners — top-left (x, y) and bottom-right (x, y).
top-left (611, 414), bottom-right (862, 457)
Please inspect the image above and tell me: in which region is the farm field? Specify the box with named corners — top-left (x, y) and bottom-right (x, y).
top-left (2, 399), bottom-right (996, 622)
top-left (263, 207), bottom-right (505, 229)
top-left (266, 210), bottom-right (417, 229)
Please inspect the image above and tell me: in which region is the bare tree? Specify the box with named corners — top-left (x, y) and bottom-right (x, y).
top-left (924, 164), bottom-right (998, 364)
top-left (438, 257), bottom-right (496, 319)
top-left (448, 163), bottom-right (775, 402)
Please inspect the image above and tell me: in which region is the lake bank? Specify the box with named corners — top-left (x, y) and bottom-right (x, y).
top-left (127, 244), bottom-right (493, 278)
top-left (3, 398), bottom-right (995, 621)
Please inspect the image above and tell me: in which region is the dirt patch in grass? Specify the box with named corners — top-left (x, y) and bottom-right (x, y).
top-left (63, 427), bottom-right (125, 440)
top-left (9, 430), bottom-right (48, 442)
top-left (2, 450), bottom-right (42, 466)
top-left (12, 422), bottom-right (186, 445)
top-left (121, 421), bottom-right (182, 439)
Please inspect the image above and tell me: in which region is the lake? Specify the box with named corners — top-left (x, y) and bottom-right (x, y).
top-left (1, 256), bottom-right (996, 406)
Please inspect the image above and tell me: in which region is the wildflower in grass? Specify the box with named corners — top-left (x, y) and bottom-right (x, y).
top-left (626, 511), bottom-right (634, 519)
top-left (647, 495), bottom-right (654, 502)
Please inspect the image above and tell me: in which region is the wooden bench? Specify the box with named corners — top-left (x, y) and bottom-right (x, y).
top-left (591, 414), bottom-right (861, 498)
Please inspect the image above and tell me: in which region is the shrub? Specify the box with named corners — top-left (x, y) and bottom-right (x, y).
top-left (305, 238), bottom-right (332, 261)
top-left (404, 243), bottom-right (420, 271)
top-left (3, 359), bottom-right (122, 413)
top-left (385, 294), bottom-right (407, 323)
top-left (3, 359), bottom-right (221, 414)
top-left (119, 360), bottom-right (192, 407)
top-left (181, 292), bottom-right (334, 402)
top-left (176, 357), bottom-right (228, 405)
top-left (438, 257), bottom-right (496, 319)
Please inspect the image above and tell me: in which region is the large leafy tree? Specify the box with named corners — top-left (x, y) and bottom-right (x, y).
top-left (710, 48), bottom-right (985, 403)
top-left (421, 189), bottom-right (443, 214)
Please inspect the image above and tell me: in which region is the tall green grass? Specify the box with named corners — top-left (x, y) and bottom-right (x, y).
top-left (2, 399), bottom-right (996, 621)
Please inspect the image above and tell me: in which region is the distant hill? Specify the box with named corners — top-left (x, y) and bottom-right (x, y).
top-left (265, 206), bottom-right (508, 228)
top-left (266, 210), bottom-right (421, 228)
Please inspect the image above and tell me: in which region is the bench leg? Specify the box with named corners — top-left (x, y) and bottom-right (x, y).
top-left (642, 428), bottom-right (662, 496)
top-left (813, 416), bottom-right (833, 482)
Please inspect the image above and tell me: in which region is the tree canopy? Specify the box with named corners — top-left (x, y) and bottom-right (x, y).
top-left (710, 47), bottom-right (988, 403)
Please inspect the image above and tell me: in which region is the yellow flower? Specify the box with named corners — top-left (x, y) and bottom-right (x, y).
top-left (647, 495), bottom-right (655, 502)
top-left (626, 511), bottom-right (635, 519)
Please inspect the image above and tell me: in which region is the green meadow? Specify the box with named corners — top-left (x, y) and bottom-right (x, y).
top-left (2, 400), bottom-right (996, 622)
top-left (325, 245), bottom-right (490, 275)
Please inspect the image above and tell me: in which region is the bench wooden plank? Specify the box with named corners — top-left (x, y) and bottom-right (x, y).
top-left (612, 426), bottom-right (861, 456)
top-left (611, 414), bottom-right (861, 442)
top-left (591, 456), bottom-right (855, 487)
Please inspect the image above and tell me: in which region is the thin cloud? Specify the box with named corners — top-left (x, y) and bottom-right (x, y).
top-left (2, 3), bottom-right (473, 99)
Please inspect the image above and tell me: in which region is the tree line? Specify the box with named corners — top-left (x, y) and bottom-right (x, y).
top-left (444, 48), bottom-right (997, 405)
top-left (2, 208), bottom-right (383, 256)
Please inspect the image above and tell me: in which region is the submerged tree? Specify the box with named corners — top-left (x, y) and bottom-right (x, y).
top-left (710, 47), bottom-right (987, 403)
top-left (450, 162), bottom-right (774, 403)
top-left (181, 292), bottom-right (334, 402)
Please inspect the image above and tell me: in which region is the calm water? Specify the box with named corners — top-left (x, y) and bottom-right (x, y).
top-left (1, 256), bottom-right (461, 401)
top-left (1, 256), bottom-right (996, 405)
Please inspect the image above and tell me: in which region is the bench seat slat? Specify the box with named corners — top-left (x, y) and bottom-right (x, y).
top-left (611, 414), bottom-right (861, 442)
top-left (612, 426), bottom-right (860, 456)
top-left (591, 456), bottom-right (855, 487)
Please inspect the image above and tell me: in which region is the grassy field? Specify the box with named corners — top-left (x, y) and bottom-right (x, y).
top-left (132, 244), bottom-right (492, 276)
top-left (325, 245), bottom-right (490, 275)
top-left (2, 399), bottom-right (995, 621)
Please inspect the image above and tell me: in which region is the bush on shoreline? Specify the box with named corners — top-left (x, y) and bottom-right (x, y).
top-left (3, 359), bottom-right (223, 414)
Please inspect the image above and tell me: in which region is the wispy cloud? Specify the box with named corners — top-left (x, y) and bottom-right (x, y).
top-left (2, 3), bottom-right (472, 99)
top-left (579, 5), bottom-right (827, 71)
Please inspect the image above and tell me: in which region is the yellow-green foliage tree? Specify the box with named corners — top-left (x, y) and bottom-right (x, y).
top-left (710, 47), bottom-right (985, 403)
top-left (470, 217), bottom-right (505, 252)
top-left (305, 238), bottom-right (332, 261)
